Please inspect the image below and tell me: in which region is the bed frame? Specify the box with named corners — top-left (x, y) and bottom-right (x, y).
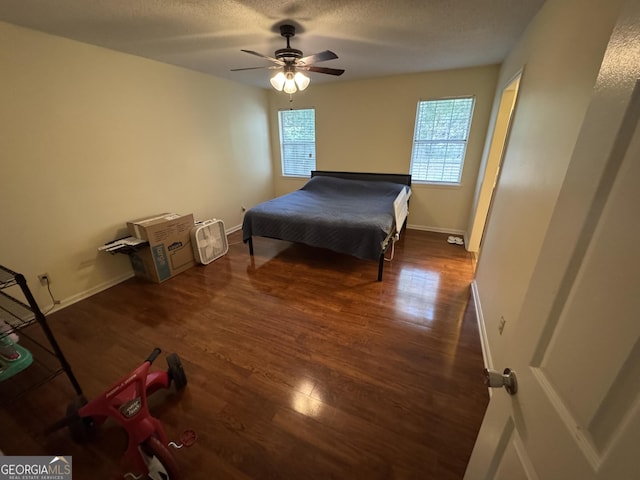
top-left (311, 170), bottom-right (412, 186)
top-left (246, 171), bottom-right (412, 281)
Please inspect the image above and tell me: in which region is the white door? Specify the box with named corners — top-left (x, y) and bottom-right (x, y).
top-left (465, 3), bottom-right (640, 479)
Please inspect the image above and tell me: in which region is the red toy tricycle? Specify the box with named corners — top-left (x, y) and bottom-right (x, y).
top-left (47, 348), bottom-right (189, 479)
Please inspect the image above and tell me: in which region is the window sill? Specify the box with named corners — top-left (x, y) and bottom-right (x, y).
top-left (411, 181), bottom-right (463, 189)
top-left (281, 174), bottom-right (311, 179)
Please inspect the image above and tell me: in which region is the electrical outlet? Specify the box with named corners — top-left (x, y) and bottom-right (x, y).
top-left (38, 273), bottom-right (51, 286)
top-left (498, 316), bottom-right (506, 335)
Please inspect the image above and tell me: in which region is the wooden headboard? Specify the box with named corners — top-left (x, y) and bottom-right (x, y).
top-left (311, 170), bottom-right (412, 187)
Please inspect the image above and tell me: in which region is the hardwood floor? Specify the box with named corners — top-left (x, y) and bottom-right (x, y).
top-left (0, 229), bottom-right (488, 479)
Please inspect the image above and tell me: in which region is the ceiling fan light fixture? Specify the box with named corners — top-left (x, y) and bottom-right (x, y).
top-left (270, 71), bottom-right (286, 91)
top-left (294, 71), bottom-right (310, 91)
top-left (283, 74), bottom-right (298, 94)
top-left (271, 69), bottom-right (309, 94)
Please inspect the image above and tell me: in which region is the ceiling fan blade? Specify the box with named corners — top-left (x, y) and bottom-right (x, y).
top-left (298, 50), bottom-right (338, 65)
top-left (230, 65), bottom-right (280, 71)
top-left (304, 65), bottom-right (345, 76)
top-left (241, 49), bottom-right (285, 65)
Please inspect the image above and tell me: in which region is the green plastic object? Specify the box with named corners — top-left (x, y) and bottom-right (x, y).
top-left (0, 338), bottom-right (33, 382)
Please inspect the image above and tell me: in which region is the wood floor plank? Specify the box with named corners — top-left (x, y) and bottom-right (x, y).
top-left (0, 229), bottom-right (488, 479)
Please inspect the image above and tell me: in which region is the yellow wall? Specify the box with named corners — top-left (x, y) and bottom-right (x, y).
top-left (473, 0), bottom-right (624, 368)
top-left (0, 21), bottom-right (273, 309)
top-left (267, 66), bottom-right (500, 233)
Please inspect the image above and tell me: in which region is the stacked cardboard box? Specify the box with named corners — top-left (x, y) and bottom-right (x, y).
top-left (126, 213), bottom-right (195, 283)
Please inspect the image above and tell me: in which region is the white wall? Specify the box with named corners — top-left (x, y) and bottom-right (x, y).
top-left (473, 0), bottom-right (624, 368)
top-left (266, 66), bottom-right (500, 234)
top-left (0, 21), bottom-right (273, 309)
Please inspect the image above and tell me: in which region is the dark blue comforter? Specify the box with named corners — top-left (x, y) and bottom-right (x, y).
top-left (242, 175), bottom-right (408, 261)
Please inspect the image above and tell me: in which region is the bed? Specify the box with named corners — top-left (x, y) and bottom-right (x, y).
top-left (242, 171), bottom-right (411, 281)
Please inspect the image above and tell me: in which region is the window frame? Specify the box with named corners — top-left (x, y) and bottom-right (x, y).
top-left (278, 108), bottom-right (317, 178)
top-left (409, 96), bottom-right (476, 186)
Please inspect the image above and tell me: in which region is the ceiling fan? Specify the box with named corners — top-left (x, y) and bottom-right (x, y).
top-left (231, 24), bottom-right (345, 94)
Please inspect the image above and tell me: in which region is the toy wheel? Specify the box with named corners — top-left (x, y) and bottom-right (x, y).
top-left (66, 395), bottom-right (97, 443)
top-left (140, 435), bottom-right (180, 480)
top-left (166, 353), bottom-right (187, 391)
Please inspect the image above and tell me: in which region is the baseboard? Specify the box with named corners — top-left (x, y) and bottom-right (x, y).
top-left (407, 224), bottom-right (466, 236)
top-left (471, 279), bottom-right (492, 371)
top-left (40, 224), bottom-right (244, 315)
top-left (42, 271), bottom-right (135, 315)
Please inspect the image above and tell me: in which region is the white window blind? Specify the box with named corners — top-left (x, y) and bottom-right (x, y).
top-left (279, 108), bottom-right (316, 177)
top-left (410, 97), bottom-right (475, 184)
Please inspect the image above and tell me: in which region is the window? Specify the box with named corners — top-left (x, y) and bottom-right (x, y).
top-left (278, 108), bottom-right (316, 177)
top-left (410, 97), bottom-right (475, 184)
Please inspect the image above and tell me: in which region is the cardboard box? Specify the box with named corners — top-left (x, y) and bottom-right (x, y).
top-left (126, 213), bottom-right (195, 283)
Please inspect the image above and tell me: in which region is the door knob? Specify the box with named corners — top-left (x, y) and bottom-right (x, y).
top-left (483, 368), bottom-right (518, 395)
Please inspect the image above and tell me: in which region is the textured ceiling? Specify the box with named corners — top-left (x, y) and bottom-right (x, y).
top-left (0, 0), bottom-right (545, 88)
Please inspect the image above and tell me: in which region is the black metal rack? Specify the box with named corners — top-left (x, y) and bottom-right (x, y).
top-left (0, 265), bottom-right (82, 405)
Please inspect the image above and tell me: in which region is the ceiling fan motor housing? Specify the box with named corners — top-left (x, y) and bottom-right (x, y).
top-left (275, 48), bottom-right (302, 61)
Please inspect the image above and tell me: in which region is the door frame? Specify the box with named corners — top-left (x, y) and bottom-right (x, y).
top-left (466, 69), bottom-right (523, 254)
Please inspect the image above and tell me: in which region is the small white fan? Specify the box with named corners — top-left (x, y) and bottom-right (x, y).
top-left (190, 219), bottom-right (228, 265)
